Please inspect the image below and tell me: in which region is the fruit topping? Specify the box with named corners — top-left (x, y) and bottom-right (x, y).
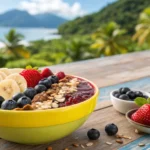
top-left (35, 84), bottom-right (47, 93)
top-left (131, 104), bottom-right (150, 126)
top-left (39, 78), bottom-right (52, 88)
top-left (41, 68), bottom-right (53, 78)
top-left (1, 100), bottom-right (17, 110)
top-left (48, 75), bottom-right (59, 84)
top-left (56, 71), bottom-right (65, 80)
top-left (0, 79), bottom-right (20, 100)
top-left (0, 96), bottom-right (5, 107)
top-left (6, 73), bottom-right (27, 92)
top-left (20, 69), bottom-right (41, 87)
top-left (17, 96), bottom-right (31, 108)
top-left (13, 93), bottom-right (25, 102)
top-left (105, 123), bottom-right (118, 136)
top-left (119, 94), bottom-right (130, 100)
top-left (24, 88), bottom-right (37, 99)
top-left (87, 128), bottom-right (100, 140)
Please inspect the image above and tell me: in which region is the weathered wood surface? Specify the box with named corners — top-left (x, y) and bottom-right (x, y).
top-left (48, 50), bottom-right (150, 87)
top-left (1, 51), bottom-right (150, 150)
top-left (0, 102), bottom-right (146, 150)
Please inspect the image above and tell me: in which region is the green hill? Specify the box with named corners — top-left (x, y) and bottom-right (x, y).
top-left (59, 0), bottom-right (150, 35)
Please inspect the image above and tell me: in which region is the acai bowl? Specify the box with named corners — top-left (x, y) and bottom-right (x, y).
top-left (0, 67), bottom-right (99, 144)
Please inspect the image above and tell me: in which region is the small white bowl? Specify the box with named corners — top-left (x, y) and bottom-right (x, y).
top-left (126, 109), bottom-right (150, 134)
top-left (110, 90), bottom-right (150, 114)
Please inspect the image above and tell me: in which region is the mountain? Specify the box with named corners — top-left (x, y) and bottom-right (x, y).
top-left (58, 0), bottom-right (150, 35)
top-left (0, 9), bottom-right (67, 28)
top-left (34, 13), bottom-right (67, 28)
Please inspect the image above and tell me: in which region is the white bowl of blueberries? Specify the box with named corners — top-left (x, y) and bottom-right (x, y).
top-left (110, 87), bottom-right (150, 114)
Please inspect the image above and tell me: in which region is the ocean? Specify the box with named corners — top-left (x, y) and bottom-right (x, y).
top-left (0, 27), bottom-right (61, 48)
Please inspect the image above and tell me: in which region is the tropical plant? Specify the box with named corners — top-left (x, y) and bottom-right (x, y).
top-left (65, 37), bottom-right (95, 61)
top-left (0, 29), bottom-right (30, 58)
top-left (91, 22), bottom-right (128, 56)
top-left (133, 7), bottom-right (150, 45)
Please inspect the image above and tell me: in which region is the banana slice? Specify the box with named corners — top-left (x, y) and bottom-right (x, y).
top-left (0, 79), bottom-right (20, 100)
top-left (9, 68), bottom-right (24, 74)
top-left (0, 68), bottom-right (11, 76)
top-left (6, 73), bottom-right (27, 92)
top-left (0, 71), bottom-right (7, 79)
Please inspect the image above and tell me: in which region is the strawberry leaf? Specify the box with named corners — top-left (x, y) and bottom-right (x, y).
top-left (26, 65), bottom-right (33, 69)
top-left (135, 97), bottom-right (148, 106)
top-left (147, 98), bottom-right (150, 104)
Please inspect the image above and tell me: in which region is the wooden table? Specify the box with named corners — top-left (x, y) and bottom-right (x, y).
top-left (1, 51), bottom-right (150, 150)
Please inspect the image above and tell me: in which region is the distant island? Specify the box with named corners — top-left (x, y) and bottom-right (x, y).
top-left (0, 9), bottom-right (68, 28)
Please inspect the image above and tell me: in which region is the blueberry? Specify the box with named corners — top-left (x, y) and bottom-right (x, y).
top-left (119, 94), bottom-right (130, 100)
top-left (114, 93), bottom-right (121, 98)
top-left (12, 93), bottom-right (25, 102)
top-left (87, 128), bottom-right (100, 140)
top-left (119, 87), bottom-right (130, 94)
top-left (1, 100), bottom-right (17, 110)
top-left (35, 84), bottom-right (47, 93)
top-left (105, 123), bottom-right (118, 136)
top-left (0, 96), bottom-right (5, 107)
top-left (135, 91), bottom-right (143, 97)
top-left (24, 88), bottom-right (37, 99)
top-left (39, 78), bottom-right (52, 88)
top-left (17, 96), bottom-right (31, 108)
top-left (48, 75), bottom-right (59, 84)
top-left (113, 91), bottom-right (119, 96)
top-left (142, 95), bottom-right (149, 99)
top-left (126, 91), bottom-right (136, 99)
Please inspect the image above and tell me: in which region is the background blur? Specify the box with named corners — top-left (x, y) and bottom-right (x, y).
top-left (0, 0), bottom-right (150, 68)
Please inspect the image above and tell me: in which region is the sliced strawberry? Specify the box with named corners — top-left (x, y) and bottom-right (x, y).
top-left (131, 104), bottom-right (150, 126)
top-left (20, 69), bottom-right (41, 88)
top-left (41, 68), bottom-right (53, 78)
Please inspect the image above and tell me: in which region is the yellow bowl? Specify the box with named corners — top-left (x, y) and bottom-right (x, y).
top-left (0, 76), bottom-right (99, 144)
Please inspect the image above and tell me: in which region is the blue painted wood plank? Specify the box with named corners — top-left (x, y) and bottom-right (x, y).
top-left (98, 77), bottom-right (150, 102)
top-left (119, 134), bottom-right (150, 150)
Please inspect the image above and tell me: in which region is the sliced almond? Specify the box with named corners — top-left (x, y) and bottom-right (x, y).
top-left (138, 143), bottom-right (145, 147)
top-left (86, 142), bottom-right (93, 147)
top-left (51, 103), bottom-right (59, 108)
top-left (72, 143), bottom-right (79, 147)
top-left (80, 144), bottom-right (85, 148)
top-left (116, 139), bottom-right (123, 144)
top-left (106, 142), bottom-right (112, 145)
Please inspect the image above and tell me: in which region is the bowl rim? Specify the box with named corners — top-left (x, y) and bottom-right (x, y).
top-left (0, 75), bottom-right (99, 113)
top-left (126, 108), bottom-right (150, 128)
top-left (110, 89), bottom-right (150, 104)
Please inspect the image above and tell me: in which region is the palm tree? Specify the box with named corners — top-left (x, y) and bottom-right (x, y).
top-left (133, 7), bottom-right (150, 45)
top-left (65, 38), bottom-right (94, 61)
top-left (91, 22), bottom-right (128, 56)
top-left (1, 29), bottom-right (30, 58)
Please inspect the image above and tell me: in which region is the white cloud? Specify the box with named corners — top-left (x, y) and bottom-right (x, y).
top-left (19, 0), bottom-right (86, 18)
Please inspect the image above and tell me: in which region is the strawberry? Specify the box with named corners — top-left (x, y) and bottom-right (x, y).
top-left (20, 69), bottom-right (41, 88)
top-left (56, 71), bottom-right (65, 80)
top-left (131, 104), bottom-right (150, 126)
top-left (41, 68), bottom-right (53, 78)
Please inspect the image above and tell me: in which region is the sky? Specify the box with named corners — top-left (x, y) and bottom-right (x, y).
top-left (0, 0), bottom-right (117, 19)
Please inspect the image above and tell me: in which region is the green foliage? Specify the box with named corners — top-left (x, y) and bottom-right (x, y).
top-left (133, 7), bottom-right (150, 45)
top-left (91, 22), bottom-right (128, 56)
top-left (59, 0), bottom-right (150, 35)
top-left (1, 29), bottom-right (30, 58)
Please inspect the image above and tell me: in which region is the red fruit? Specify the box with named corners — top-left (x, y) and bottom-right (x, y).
top-left (41, 68), bottom-right (53, 78)
top-left (20, 69), bottom-right (41, 87)
top-left (56, 71), bottom-right (65, 80)
top-left (131, 104), bottom-right (150, 126)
